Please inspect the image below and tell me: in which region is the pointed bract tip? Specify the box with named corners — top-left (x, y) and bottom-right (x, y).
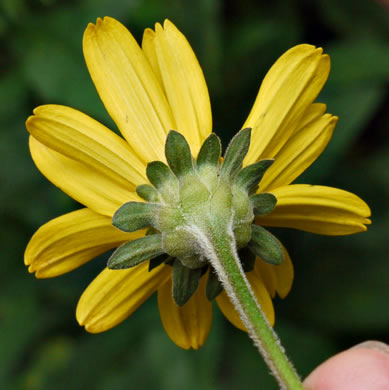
top-left (241, 127), bottom-right (252, 134)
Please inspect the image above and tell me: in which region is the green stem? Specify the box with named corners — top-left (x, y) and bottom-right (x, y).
top-left (199, 222), bottom-right (304, 390)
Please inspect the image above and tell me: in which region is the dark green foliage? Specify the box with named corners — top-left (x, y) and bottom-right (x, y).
top-left (235, 159), bottom-right (274, 193)
top-left (249, 225), bottom-right (284, 265)
top-left (108, 234), bottom-right (164, 269)
top-left (220, 128), bottom-right (251, 180)
top-left (136, 184), bottom-right (160, 202)
top-left (172, 259), bottom-right (203, 306)
top-left (165, 130), bottom-right (194, 177)
top-left (251, 193), bottom-right (277, 216)
top-left (146, 161), bottom-right (176, 189)
top-left (196, 133), bottom-right (222, 168)
top-left (112, 201), bottom-right (158, 232)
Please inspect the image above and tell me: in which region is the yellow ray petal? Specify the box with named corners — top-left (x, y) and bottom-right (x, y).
top-left (260, 111), bottom-right (338, 191)
top-left (83, 17), bottom-right (175, 163)
top-left (244, 45), bottom-right (330, 164)
top-left (77, 262), bottom-right (171, 333)
top-left (26, 105), bottom-right (146, 189)
top-left (29, 136), bottom-right (140, 217)
top-left (158, 273), bottom-right (212, 350)
top-left (258, 184), bottom-right (371, 235)
top-left (142, 28), bottom-right (163, 87)
top-left (253, 259), bottom-right (277, 298)
top-left (151, 20), bottom-right (212, 155)
top-left (216, 271), bottom-right (275, 331)
top-left (292, 103), bottom-right (327, 134)
top-left (254, 242), bottom-right (294, 299)
top-left (25, 208), bottom-right (138, 278)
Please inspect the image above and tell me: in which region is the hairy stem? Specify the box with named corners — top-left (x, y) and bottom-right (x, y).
top-left (196, 221), bottom-right (304, 390)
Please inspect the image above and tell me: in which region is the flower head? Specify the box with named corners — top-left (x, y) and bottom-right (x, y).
top-left (25, 17), bottom-right (371, 350)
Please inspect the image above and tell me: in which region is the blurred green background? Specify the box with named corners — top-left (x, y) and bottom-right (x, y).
top-left (1, 0), bottom-right (389, 389)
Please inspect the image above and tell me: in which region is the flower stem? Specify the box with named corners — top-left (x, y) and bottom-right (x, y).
top-left (199, 222), bottom-right (304, 390)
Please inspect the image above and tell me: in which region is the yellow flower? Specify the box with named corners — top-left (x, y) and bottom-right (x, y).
top-left (25, 17), bottom-right (371, 350)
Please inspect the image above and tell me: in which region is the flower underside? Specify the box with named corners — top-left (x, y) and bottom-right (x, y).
top-left (109, 128), bottom-right (283, 306)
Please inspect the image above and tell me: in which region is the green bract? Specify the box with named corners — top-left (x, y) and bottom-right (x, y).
top-left (110, 129), bottom-right (281, 306)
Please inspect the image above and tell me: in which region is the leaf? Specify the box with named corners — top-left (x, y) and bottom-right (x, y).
top-left (196, 133), bottom-right (222, 169)
top-left (235, 159), bottom-right (274, 193)
top-left (220, 128), bottom-right (251, 180)
top-left (108, 234), bottom-right (164, 269)
top-left (251, 193), bottom-right (277, 216)
top-left (165, 130), bottom-right (194, 177)
top-left (136, 184), bottom-right (160, 202)
top-left (146, 161), bottom-right (179, 202)
top-left (112, 201), bottom-right (158, 232)
top-left (248, 225), bottom-right (284, 265)
top-left (172, 259), bottom-right (202, 306)
top-left (146, 161), bottom-right (176, 189)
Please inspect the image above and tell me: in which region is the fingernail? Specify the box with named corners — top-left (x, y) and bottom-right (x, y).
top-left (352, 340), bottom-right (389, 356)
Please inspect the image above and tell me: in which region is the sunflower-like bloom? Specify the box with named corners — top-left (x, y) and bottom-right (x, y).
top-left (25, 17), bottom-right (370, 350)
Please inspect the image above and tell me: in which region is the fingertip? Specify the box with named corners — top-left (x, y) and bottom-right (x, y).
top-left (303, 344), bottom-right (389, 389)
